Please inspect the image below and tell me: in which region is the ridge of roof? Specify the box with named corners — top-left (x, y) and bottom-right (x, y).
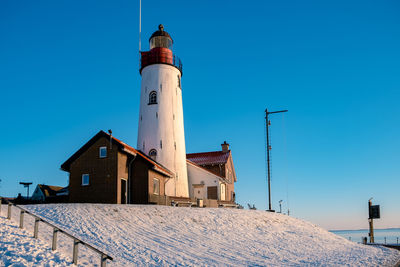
top-left (60, 130), bottom-right (173, 177)
top-left (102, 132), bottom-right (173, 177)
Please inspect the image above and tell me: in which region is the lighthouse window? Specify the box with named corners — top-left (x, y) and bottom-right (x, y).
top-left (149, 149), bottom-right (157, 160)
top-left (149, 91), bottom-right (157, 105)
top-left (177, 75), bottom-right (181, 88)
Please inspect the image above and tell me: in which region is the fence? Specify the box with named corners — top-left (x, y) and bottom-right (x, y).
top-left (0, 198), bottom-right (113, 266)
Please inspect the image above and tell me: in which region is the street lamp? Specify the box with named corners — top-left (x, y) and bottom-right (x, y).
top-left (19, 182), bottom-right (32, 199)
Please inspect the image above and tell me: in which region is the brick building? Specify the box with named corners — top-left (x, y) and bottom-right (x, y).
top-left (61, 130), bottom-right (172, 204)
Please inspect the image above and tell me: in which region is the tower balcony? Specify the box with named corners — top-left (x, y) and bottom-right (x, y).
top-left (140, 47), bottom-right (183, 75)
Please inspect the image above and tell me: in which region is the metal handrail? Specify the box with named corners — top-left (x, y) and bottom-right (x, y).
top-left (0, 197), bottom-right (113, 266)
top-left (140, 54), bottom-right (183, 75)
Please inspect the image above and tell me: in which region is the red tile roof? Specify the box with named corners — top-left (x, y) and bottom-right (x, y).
top-left (186, 151), bottom-right (230, 165)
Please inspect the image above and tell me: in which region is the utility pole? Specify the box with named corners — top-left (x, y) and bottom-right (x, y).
top-left (19, 182), bottom-right (32, 199)
top-left (265, 108), bottom-right (288, 212)
top-left (368, 198), bottom-right (374, 243)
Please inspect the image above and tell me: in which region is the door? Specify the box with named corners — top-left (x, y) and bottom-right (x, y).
top-left (121, 178), bottom-right (127, 204)
top-left (207, 186), bottom-right (218, 200)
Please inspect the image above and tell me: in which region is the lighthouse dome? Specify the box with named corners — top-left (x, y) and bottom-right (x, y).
top-left (149, 24), bottom-right (173, 49)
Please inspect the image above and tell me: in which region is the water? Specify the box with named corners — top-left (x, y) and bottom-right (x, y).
top-left (331, 228), bottom-right (400, 244)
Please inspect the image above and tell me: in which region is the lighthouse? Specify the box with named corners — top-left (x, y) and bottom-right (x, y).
top-left (137, 25), bottom-right (189, 198)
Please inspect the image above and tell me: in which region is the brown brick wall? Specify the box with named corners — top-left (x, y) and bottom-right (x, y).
top-left (69, 137), bottom-right (118, 203)
top-left (130, 157), bottom-right (150, 204)
top-left (148, 169), bottom-right (166, 201)
top-left (117, 152), bottom-right (129, 204)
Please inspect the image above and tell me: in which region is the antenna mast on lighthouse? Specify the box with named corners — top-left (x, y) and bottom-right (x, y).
top-left (139, 0), bottom-right (142, 52)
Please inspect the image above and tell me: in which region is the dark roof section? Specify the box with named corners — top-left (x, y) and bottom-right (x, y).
top-left (149, 24), bottom-right (173, 42)
top-left (186, 151), bottom-right (230, 165)
top-left (60, 130), bottom-right (173, 177)
top-left (186, 159), bottom-right (225, 180)
top-left (37, 184), bottom-right (64, 197)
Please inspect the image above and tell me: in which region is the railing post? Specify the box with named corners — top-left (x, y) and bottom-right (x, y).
top-left (52, 228), bottom-right (58, 251)
top-left (19, 210), bottom-right (25, 228)
top-left (72, 238), bottom-right (79, 265)
top-left (7, 203), bottom-right (12, 219)
top-left (101, 254), bottom-right (107, 267)
top-left (33, 218), bottom-right (40, 238)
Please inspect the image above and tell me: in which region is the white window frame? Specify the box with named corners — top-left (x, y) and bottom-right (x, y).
top-left (153, 178), bottom-right (160, 195)
top-left (82, 174), bottom-right (89, 186)
top-left (99, 146), bottom-right (107, 158)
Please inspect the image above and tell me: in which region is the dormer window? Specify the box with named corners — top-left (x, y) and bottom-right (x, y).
top-left (149, 91), bottom-right (157, 105)
top-left (149, 149), bottom-right (157, 160)
top-left (99, 146), bottom-right (107, 158)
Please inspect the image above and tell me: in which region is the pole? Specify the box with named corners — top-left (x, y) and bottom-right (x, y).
top-left (368, 199), bottom-right (374, 243)
top-left (139, 0), bottom-right (141, 52)
top-left (265, 108), bottom-right (288, 212)
top-left (265, 110), bottom-right (272, 211)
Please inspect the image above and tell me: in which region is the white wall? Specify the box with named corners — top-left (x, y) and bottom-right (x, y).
top-left (137, 64), bottom-right (189, 198)
top-left (187, 161), bottom-right (225, 200)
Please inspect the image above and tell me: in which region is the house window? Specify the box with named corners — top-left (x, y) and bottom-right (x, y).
top-left (149, 91), bottom-right (157, 104)
top-left (153, 178), bottom-right (160, 195)
top-left (177, 75), bottom-right (181, 88)
top-left (82, 174), bottom-right (89, 186)
top-left (99, 146), bottom-right (107, 158)
top-left (149, 149), bottom-right (157, 160)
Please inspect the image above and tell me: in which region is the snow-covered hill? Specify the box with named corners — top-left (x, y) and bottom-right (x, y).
top-left (1, 204), bottom-right (399, 266)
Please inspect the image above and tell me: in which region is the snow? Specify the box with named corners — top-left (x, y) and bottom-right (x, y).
top-left (1, 204), bottom-right (399, 266)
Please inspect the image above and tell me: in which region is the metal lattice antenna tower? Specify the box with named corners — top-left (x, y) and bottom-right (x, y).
top-left (265, 108), bottom-right (288, 212)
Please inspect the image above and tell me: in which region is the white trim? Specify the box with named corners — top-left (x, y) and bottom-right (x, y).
top-left (153, 178), bottom-right (160, 195)
top-left (82, 174), bottom-right (89, 186)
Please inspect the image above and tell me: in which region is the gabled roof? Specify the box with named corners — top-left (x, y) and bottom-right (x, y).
top-left (37, 184), bottom-right (64, 198)
top-left (186, 151), bottom-right (230, 165)
top-left (186, 159), bottom-right (225, 181)
top-left (61, 130), bottom-right (173, 177)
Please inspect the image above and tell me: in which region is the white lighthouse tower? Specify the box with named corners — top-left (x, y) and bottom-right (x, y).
top-left (137, 25), bottom-right (189, 198)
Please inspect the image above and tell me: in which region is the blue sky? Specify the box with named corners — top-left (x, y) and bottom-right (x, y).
top-left (1, 0), bottom-right (399, 230)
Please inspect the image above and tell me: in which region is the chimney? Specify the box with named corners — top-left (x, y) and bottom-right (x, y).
top-left (221, 141), bottom-right (230, 153)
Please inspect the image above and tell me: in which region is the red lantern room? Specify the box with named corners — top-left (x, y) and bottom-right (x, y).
top-left (140, 24), bottom-right (182, 75)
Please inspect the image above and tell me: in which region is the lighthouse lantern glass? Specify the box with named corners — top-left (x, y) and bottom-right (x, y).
top-left (150, 36), bottom-right (173, 50)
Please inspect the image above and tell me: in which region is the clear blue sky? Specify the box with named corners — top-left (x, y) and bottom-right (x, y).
top-left (1, 0), bottom-right (399, 230)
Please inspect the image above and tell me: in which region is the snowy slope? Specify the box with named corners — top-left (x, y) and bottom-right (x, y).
top-left (1, 204), bottom-right (399, 266)
top-left (0, 215), bottom-right (73, 266)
